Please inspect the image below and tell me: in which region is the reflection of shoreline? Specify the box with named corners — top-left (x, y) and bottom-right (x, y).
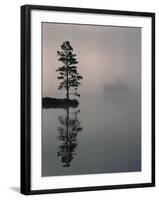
top-left (42, 97), bottom-right (79, 109)
top-left (57, 108), bottom-right (83, 167)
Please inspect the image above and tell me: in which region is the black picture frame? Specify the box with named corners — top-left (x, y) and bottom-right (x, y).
top-left (21, 4), bottom-right (155, 195)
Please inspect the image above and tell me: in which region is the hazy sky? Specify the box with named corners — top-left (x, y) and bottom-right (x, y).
top-left (42, 22), bottom-right (141, 98)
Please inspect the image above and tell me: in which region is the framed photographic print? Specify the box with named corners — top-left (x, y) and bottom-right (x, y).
top-left (21, 4), bottom-right (155, 195)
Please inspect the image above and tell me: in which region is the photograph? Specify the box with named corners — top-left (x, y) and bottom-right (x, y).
top-left (42, 22), bottom-right (141, 177)
top-left (21, 5), bottom-right (155, 194)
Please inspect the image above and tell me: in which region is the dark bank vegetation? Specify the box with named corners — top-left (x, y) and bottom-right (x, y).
top-left (42, 97), bottom-right (79, 109)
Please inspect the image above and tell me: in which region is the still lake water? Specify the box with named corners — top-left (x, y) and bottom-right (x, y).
top-left (42, 94), bottom-right (141, 177)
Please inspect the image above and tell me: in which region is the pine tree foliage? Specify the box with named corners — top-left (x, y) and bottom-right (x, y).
top-left (56, 41), bottom-right (83, 99)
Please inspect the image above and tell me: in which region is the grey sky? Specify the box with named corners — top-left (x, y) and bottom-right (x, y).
top-left (42, 22), bottom-right (141, 98)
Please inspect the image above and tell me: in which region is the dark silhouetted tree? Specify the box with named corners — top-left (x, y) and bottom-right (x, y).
top-left (56, 41), bottom-right (83, 100)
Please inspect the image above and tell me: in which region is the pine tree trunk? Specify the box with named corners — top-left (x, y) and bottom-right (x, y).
top-left (66, 107), bottom-right (69, 139)
top-left (66, 65), bottom-right (69, 100)
top-left (66, 89), bottom-right (69, 100)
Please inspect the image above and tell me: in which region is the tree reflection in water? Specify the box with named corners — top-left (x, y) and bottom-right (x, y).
top-left (57, 108), bottom-right (83, 167)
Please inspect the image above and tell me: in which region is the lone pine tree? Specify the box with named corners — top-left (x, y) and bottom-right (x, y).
top-left (56, 41), bottom-right (83, 100)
